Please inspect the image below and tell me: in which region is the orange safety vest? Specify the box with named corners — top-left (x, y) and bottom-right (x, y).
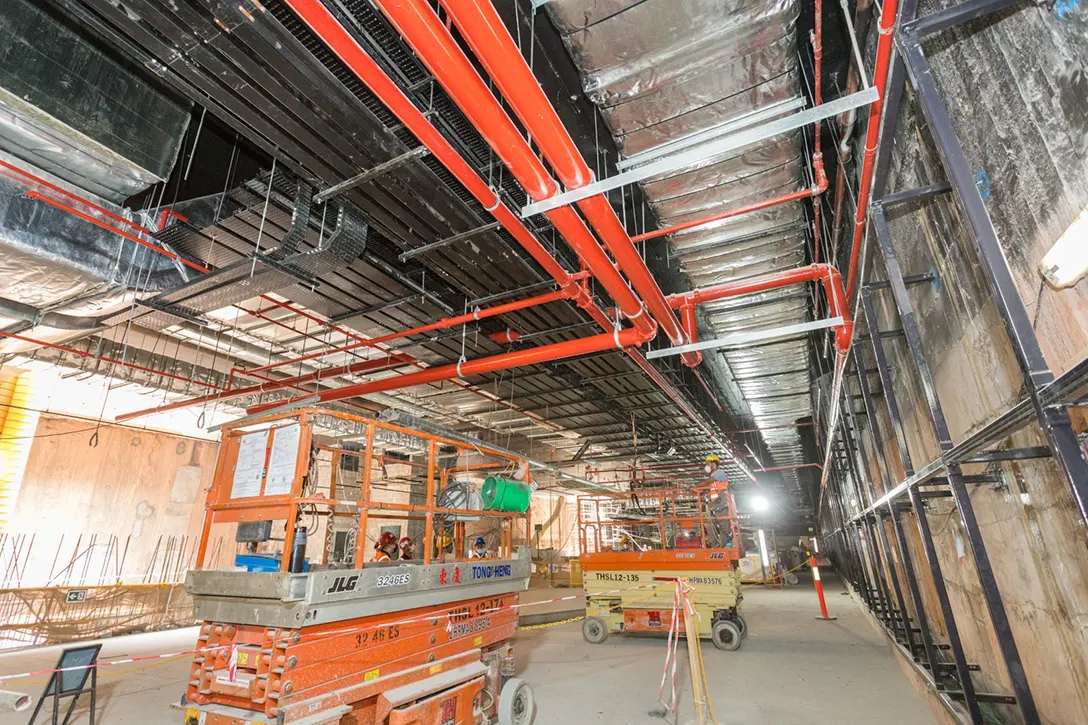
top-left (372, 550), bottom-right (391, 563)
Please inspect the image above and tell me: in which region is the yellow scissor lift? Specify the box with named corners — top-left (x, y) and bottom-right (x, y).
top-left (577, 484), bottom-right (746, 650)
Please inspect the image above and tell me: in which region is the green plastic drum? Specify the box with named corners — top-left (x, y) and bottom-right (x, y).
top-left (481, 475), bottom-right (531, 513)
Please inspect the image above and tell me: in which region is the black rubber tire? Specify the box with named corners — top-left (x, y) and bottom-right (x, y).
top-left (498, 677), bottom-right (535, 725)
top-left (582, 616), bottom-right (609, 644)
top-left (711, 619), bottom-right (742, 651)
top-left (734, 613), bottom-right (749, 639)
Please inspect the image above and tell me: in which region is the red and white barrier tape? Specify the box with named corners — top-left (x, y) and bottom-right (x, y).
top-left (658, 580), bottom-right (682, 713)
top-left (0, 582), bottom-right (661, 684)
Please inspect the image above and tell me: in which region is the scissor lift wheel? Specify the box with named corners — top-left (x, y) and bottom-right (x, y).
top-left (582, 616), bottom-right (608, 644)
top-left (498, 678), bottom-right (535, 725)
top-left (711, 619), bottom-right (742, 651)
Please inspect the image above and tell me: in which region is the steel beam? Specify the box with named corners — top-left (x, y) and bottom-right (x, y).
top-left (861, 288), bottom-right (982, 720)
top-left (615, 97), bottom-right (807, 170)
top-left (906, 0), bottom-right (1028, 37)
top-left (398, 221), bottom-right (502, 261)
top-left (864, 273), bottom-right (936, 290)
top-left (313, 146), bottom-right (430, 203)
top-left (521, 88), bottom-right (879, 217)
top-left (851, 348), bottom-right (916, 650)
top-left (840, 398), bottom-right (896, 626)
top-left (963, 447), bottom-right (1052, 463)
top-left (646, 318), bottom-right (845, 359)
top-left (871, 201), bottom-right (1038, 724)
top-left (880, 183), bottom-right (953, 207)
top-left (897, 31), bottom-right (1088, 537)
top-left (468, 280), bottom-right (562, 307)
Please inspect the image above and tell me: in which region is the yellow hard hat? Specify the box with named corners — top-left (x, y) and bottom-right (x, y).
top-left (705, 453), bottom-right (721, 463)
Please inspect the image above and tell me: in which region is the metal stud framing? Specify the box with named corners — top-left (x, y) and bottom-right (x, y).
top-left (820, 0), bottom-right (1088, 723)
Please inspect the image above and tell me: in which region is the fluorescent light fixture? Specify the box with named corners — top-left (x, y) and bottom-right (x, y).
top-left (812, 537), bottom-right (820, 553)
top-left (667, 446), bottom-right (677, 457)
top-left (751, 495), bottom-right (770, 512)
top-left (1041, 205), bottom-right (1088, 288)
top-left (757, 529), bottom-right (770, 568)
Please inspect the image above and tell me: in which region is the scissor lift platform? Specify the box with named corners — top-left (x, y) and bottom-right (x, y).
top-left (577, 486), bottom-right (746, 651)
top-left (178, 409), bottom-right (538, 725)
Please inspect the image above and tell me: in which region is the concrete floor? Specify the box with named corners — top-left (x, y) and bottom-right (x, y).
top-left (519, 574), bottom-right (937, 724)
top-left (0, 574), bottom-right (935, 724)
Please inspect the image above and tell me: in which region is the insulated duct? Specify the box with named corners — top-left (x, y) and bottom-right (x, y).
top-left (546, 0), bottom-right (816, 503)
top-left (0, 0), bottom-right (190, 201)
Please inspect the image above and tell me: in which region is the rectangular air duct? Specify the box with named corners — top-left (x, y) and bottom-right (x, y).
top-left (0, 0), bottom-right (191, 202)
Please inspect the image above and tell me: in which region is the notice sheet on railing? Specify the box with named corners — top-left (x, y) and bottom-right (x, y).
top-left (264, 423), bottom-right (301, 496)
top-left (231, 430), bottom-right (269, 498)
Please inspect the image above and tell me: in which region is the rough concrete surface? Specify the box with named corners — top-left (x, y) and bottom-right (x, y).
top-left (0, 575), bottom-right (935, 724)
top-left (520, 574), bottom-right (936, 724)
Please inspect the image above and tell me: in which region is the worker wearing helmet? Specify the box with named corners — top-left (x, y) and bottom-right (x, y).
top-left (703, 454), bottom-right (731, 548)
top-left (704, 453), bottom-right (726, 481)
top-left (434, 532), bottom-right (454, 560)
top-left (372, 531), bottom-right (398, 563)
top-left (398, 536), bottom-right (416, 561)
top-left (470, 536), bottom-right (488, 559)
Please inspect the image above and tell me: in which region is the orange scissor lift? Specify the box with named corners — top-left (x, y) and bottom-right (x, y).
top-left (180, 409), bottom-right (535, 725)
top-left (577, 484), bottom-right (747, 651)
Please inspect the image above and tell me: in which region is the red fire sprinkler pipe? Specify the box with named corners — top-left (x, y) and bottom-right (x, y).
top-left (811, 0), bottom-right (825, 265)
top-left (630, 176), bottom-right (827, 245)
top-left (279, 1), bottom-right (574, 296)
top-left (281, 0), bottom-right (654, 346)
top-left (679, 304), bottom-right (702, 367)
top-left (0, 159), bottom-right (150, 238)
top-left (276, 0), bottom-right (730, 450)
top-left (25, 192), bottom-right (209, 274)
top-left (20, 170), bottom-right (560, 425)
top-left (114, 352), bottom-right (414, 422)
top-left (380, 0), bottom-right (697, 362)
top-left (624, 0), bottom-right (826, 252)
top-left (431, 0), bottom-right (698, 365)
top-left (667, 264), bottom-right (854, 354)
top-left (844, 0), bottom-right (901, 300)
top-left (119, 288), bottom-right (578, 421)
top-left (234, 285), bottom-right (578, 378)
top-left (247, 323), bottom-right (654, 414)
top-left (11, 148), bottom-right (655, 434)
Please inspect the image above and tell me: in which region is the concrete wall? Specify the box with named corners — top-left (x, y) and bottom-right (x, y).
top-left (848, 3), bottom-right (1088, 724)
top-left (7, 414), bottom-right (219, 585)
